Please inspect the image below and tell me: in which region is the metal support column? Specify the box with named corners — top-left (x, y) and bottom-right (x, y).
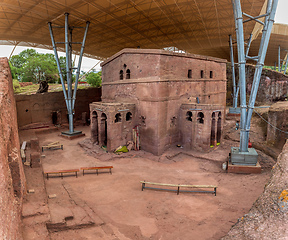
top-left (284, 53), bottom-right (288, 74)
top-left (72, 21), bottom-right (90, 110)
top-left (229, 35), bottom-right (239, 110)
top-left (65, 13), bottom-right (74, 133)
top-left (48, 13), bottom-right (90, 137)
top-left (232, 0), bottom-right (248, 152)
top-left (278, 45), bottom-right (281, 72)
top-left (230, 0), bottom-right (278, 165)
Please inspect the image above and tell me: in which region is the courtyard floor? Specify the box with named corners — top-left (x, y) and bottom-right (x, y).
top-left (20, 123), bottom-right (274, 240)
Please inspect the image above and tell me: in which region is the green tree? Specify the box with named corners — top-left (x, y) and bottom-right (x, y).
top-left (9, 49), bottom-right (64, 83)
top-left (86, 71), bottom-right (102, 87)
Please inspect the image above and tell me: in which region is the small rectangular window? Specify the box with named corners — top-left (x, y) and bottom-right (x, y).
top-left (188, 69), bottom-right (192, 78)
top-left (210, 71), bottom-right (213, 78)
top-left (201, 70), bottom-right (204, 78)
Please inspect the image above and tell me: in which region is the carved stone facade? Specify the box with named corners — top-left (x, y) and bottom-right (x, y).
top-left (90, 49), bottom-right (227, 155)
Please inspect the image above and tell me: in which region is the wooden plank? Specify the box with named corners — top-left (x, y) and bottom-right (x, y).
top-left (47, 141), bottom-right (60, 146)
top-left (42, 144), bottom-right (63, 152)
top-left (21, 141), bottom-right (27, 150)
top-left (140, 181), bottom-right (217, 188)
top-left (21, 149), bottom-right (26, 160)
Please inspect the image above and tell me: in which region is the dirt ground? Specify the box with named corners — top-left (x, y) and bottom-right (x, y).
top-left (20, 117), bottom-right (276, 240)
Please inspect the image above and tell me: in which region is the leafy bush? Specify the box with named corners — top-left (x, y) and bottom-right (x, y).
top-left (12, 79), bottom-right (21, 93)
top-left (86, 71), bottom-right (102, 87)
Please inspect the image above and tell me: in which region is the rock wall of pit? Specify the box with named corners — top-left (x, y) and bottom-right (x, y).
top-left (222, 140), bottom-right (288, 240)
top-left (266, 101), bottom-right (288, 150)
top-left (227, 63), bottom-right (288, 105)
top-left (0, 58), bottom-right (26, 240)
top-left (15, 87), bottom-right (101, 128)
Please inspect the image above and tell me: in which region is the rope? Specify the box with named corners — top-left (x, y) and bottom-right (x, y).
top-left (254, 109), bottom-right (288, 134)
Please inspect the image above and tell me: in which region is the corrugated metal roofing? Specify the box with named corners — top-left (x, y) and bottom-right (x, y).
top-left (0, 0), bottom-right (268, 61)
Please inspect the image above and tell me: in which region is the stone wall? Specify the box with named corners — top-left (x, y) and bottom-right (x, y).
top-left (226, 63), bottom-right (288, 106)
top-left (0, 58), bottom-right (26, 240)
top-left (90, 102), bottom-right (136, 151)
top-left (15, 87), bottom-right (101, 128)
top-left (222, 140), bottom-right (288, 240)
top-left (180, 104), bottom-right (224, 151)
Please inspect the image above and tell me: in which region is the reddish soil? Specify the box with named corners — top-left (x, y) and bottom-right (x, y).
top-left (20, 120), bottom-right (276, 240)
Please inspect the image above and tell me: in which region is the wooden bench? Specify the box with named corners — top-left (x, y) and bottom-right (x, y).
top-left (44, 169), bottom-right (79, 179)
top-left (42, 141), bottom-right (63, 152)
top-left (81, 166), bottom-right (113, 176)
top-left (140, 181), bottom-right (217, 196)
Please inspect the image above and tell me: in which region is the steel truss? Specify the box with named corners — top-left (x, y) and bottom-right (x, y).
top-left (278, 45), bottom-right (288, 74)
top-left (232, 0), bottom-right (278, 153)
top-left (229, 33), bottom-right (253, 111)
top-left (48, 13), bottom-right (90, 135)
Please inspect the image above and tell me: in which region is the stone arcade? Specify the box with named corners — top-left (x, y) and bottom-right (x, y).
top-left (90, 49), bottom-right (227, 155)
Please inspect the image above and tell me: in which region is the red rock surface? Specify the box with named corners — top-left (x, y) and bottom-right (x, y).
top-left (222, 140), bottom-right (288, 240)
top-left (0, 58), bottom-right (26, 240)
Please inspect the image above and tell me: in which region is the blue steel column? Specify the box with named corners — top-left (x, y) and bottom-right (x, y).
top-left (229, 35), bottom-right (238, 109)
top-left (232, 0), bottom-right (278, 153)
top-left (65, 13), bottom-right (74, 133)
top-left (232, 0), bottom-right (248, 152)
top-left (243, 0), bottom-right (279, 144)
top-left (284, 53), bottom-right (288, 74)
top-left (258, 0), bottom-right (273, 55)
top-left (48, 22), bottom-right (69, 108)
top-left (48, 13), bottom-right (89, 136)
top-left (278, 45), bottom-right (281, 72)
top-left (72, 21), bottom-right (90, 110)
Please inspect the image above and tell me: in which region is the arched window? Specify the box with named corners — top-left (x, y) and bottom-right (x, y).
top-left (197, 112), bottom-right (204, 124)
top-left (210, 112), bottom-right (216, 146)
top-left (120, 70), bottom-right (123, 80)
top-left (210, 71), bottom-right (213, 78)
top-left (126, 112), bottom-right (132, 121)
top-left (115, 113), bottom-right (122, 123)
top-left (126, 69), bottom-right (130, 79)
top-left (186, 111), bottom-right (192, 121)
top-left (188, 69), bottom-right (192, 78)
top-left (217, 112), bottom-right (222, 144)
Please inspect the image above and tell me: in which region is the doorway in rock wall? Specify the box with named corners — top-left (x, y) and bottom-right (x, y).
top-left (91, 111), bottom-right (98, 144)
top-left (100, 113), bottom-right (107, 146)
top-left (210, 112), bottom-right (216, 147)
top-left (52, 111), bottom-right (58, 125)
top-left (216, 112), bottom-right (222, 144)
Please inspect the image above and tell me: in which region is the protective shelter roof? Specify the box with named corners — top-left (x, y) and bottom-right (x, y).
top-left (0, 0), bottom-right (285, 65)
top-left (250, 23), bottom-right (288, 66)
top-left (195, 23), bottom-right (288, 66)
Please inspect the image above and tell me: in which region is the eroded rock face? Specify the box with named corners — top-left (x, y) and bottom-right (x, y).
top-left (0, 58), bottom-right (26, 240)
top-left (222, 141), bottom-right (288, 240)
top-left (227, 63), bottom-right (288, 105)
top-left (266, 102), bottom-right (288, 150)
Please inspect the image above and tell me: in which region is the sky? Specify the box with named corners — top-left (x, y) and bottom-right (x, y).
top-left (0, 0), bottom-right (287, 72)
